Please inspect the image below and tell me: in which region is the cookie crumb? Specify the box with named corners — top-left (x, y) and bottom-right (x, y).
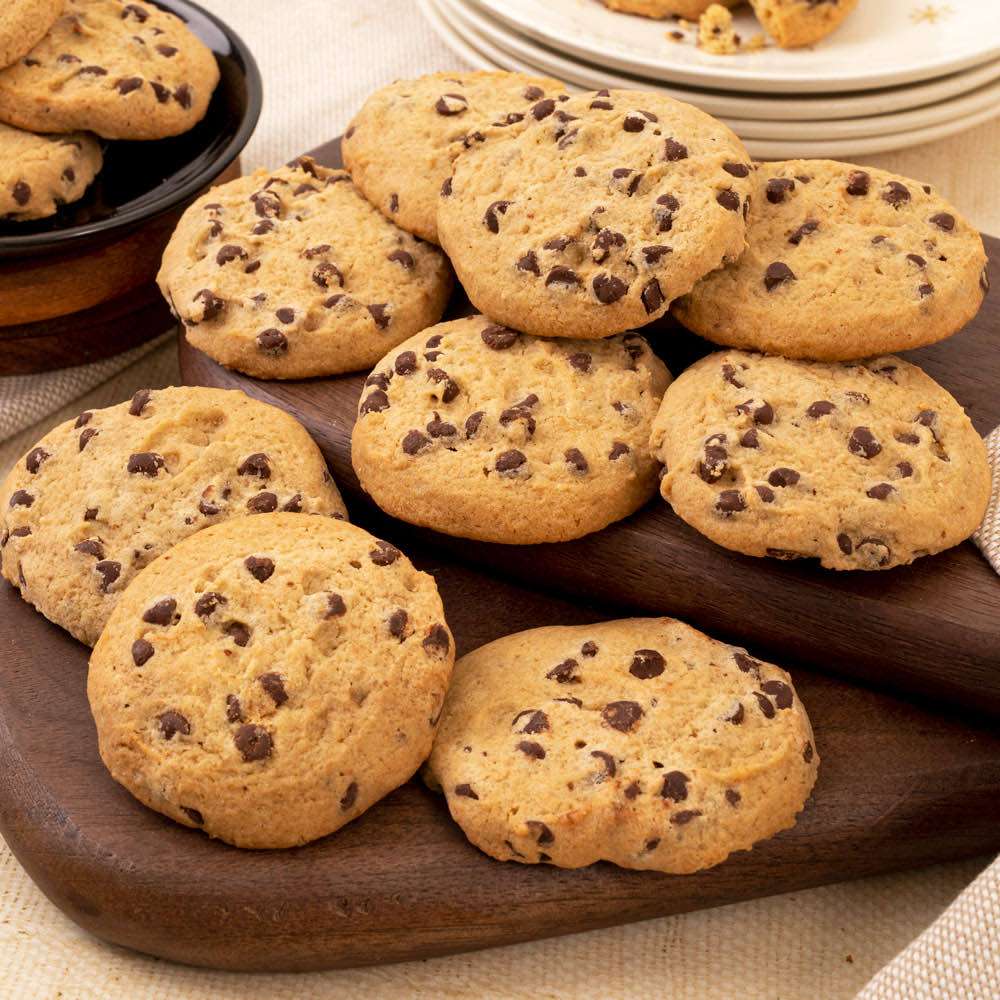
top-left (698, 5), bottom-right (740, 54)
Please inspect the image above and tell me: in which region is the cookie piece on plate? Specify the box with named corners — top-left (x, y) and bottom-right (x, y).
top-left (343, 70), bottom-right (567, 244)
top-left (437, 89), bottom-right (753, 339)
top-left (0, 122), bottom-right (102, 220)
top-left (426, 617), bottom-right (818, 874)
top-left (1, 386), bottom-right (347, 645)
top-left (601, 0), bottom-right (738, 17)
top-left (748, 0), bottom-right (858, 48)
top-left (351, 316), bottom-right (671, 544)
top-left (650, 351), bottom-right (991, 570)
top-left (0, 0), bottom-right (220, 140)
top-left (0, 0), bottom-right (63, 70)
top-left (675, 160), bottom-right (988, 361)
top-left (89, 514), bottom-right (454, 849)
top-left (159, 157), bottom-right (453, 379)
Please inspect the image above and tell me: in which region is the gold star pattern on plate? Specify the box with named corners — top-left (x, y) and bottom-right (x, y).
top-left (910, 4), bottom-right (954, 24)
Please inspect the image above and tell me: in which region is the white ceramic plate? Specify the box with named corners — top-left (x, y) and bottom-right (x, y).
top-left (471, 0), bottom-right (1000, 94)
top-left (447, 0), bottom-right (1000, 121)
top-left (420, 0), bottom-right (1000, 158)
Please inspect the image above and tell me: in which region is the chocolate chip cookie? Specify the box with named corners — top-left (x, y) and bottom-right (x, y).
top-left (650, 351), bottom-right (991, 570)
top-left (748, 0), bottom-right (858, 48)
top-left (1, 386), bottom-right (347, 645)
top-left (601, 0), bottom-right (738, 18)
top-left (351, 316), bottom-right (671, 544)
top-left (0, 0), bottom-right (220, 140)
top-left (0, 0), bottom-right (63, 70)
top-left (437, 89), bottom-right (753, 339)
top-left (89, 513), bottom-right (454, 848)
top-left (674, 160), bottom-right (988, 361)
top-left (159, 157), bottom-right (453, 379)
top-left (342, 71), bottom-right (567, 244)
top-left (0, 122), bottom-right (102, 219)
top-left (425, 617), bottom-right (818, 874)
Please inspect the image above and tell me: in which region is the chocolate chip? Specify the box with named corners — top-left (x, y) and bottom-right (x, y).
top-left (387, 249), bottom-right (415, 271)
top-left (225, 694), bottom-right (244, 724)
top-left (422, 625), bottom-right (450, 659)
top-left (671, 810), bottom-right (701, 826)
top-left (837, 533), bottom-right (854, 555)
top-left (513, 709), bottom-right (549, 734)
top-left (360, 390), bottom-right (390, 416)
top-left (143, 598), bottom-right (177, 626)
top-left (257, 329), bottom-right (288, 355)
top-left (84, 508), bottom-right (98, 521)
top-left (496, 450), bottom-right (527, 475)
top-left (523, 85), bottom-right (545, 101)
top-left (75, 411), bottom-right (93, 428)
top-left (370, 540), bottom-right (401, 566)
top-left (807, 400), bottom-right (835, 418)
top-left (531, 98), bottom-right (555, 119)
top-left (238, 453), bottom-right (271, 479)
top-left (789, 220), bottom-right (819, 245)
top-left (630, 649), bottom-right (665, 679)
top-left (803, 742), bottom-right (814, 763)
top-left (717, 189), bottom-right (740, 212)
top-left (455, 783), bottom-right (479, 799)
top-left (127, 452), bottom-right (164, 477)
top-left (740, 428), bottom-right (759, 449)
top-left (116, 76), bottom-right (143, 95)
top-left (755, 484), bottom-right (775, 503)
top-left (723, 701), bottom-right (745, 725)
top-left (546, 659), bottom-right (580, 683)
top-left (602, 701), bottom-right (643, 732)
top-left (716, 490), bottom-right (746, 514)
top-left (565, 448), bottom-right (589, 474)
top-left (761, 679), bottom-right (793, 709)
top-left (481, 324), bottom-right (519, 349)
top-left (158, 711), bottom-right (190, 740)
top-left (866, 482), bottom-right (895, 500)
top-left (427, 368), bottom-right (460, 403)
top-left (768, 467), bottom-right (800, 488)
top-left (766, 178), bottom-right (795, 204)
top-left (340, 781), bottom-right (358, 810)
top-left (663, 138), bottom-right (688, 161)
top-left (156, 43), bottom-right (178, 57)
top-left (723, 162), bottom-right (750, 178)
top-left (896, 461), bottom-right (913, 478)
top-left (195, 592), bottom-right (226, 618)
top-left (725, 789), bottom-right (741, 807)
top-left (624, 782), bottom-right (641, 800)
top-left (259, 672), bottom-right (288, 706)
top-left (465, 411), bottom-right (485, 438)
top-left (401, 429), bottom-right (429, 455)
top-left (753, 691), bottom-right (776, 719)
top-left (516, 250), bottom-right (540, 275)
top-left (244, 556), bottom-right (275, 582)
top-left (918, 283), bottom-right (934, 298)
top-left (930, 212), bottom-right (955, 232)
top-left (641, 279), bottom-right (664, 314)
top-left (234, 724), bottom-right (272, 762)
top-left (132, 639), bottom-right (154, 666)
top-left (660, 771), bottom-right (688, 802)
top-left (546, 266), bottom-right (581, 288)
top-left (517, 741), bottom-right (546, 759)
top-left (882, 181), bottom-right (911, 207)
top-left (484, 200), bottom-right (512, 233)
top-left (764, 262), bottom-right (795, 291)
top-left (435, 92), bottom-right (468, 116)
top-left (848, 427), bottom-right (881, 459)
top-left (367, 303), bottom-right (391, 329)
top-left (224, 621), bottom-right (251, 646)
top-left (846, 170), bottom-right (870, 196)
top-left (440, 176), bottom-right (453, 198)
top-left (247, 492), bottom-right (277, 513)
top-left (592, 273), bottom-right (628, 304)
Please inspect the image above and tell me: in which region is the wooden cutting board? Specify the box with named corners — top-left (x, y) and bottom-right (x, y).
top-left (2, 521), bottom-right (1000, 972)
top-left (180, 137), bottom-right (1000, 718)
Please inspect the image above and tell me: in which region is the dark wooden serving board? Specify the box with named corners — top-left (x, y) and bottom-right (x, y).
top-left (180, 137), bottom-right (1000, 719)
top-left (2, 524), bottom-right (1000, 972)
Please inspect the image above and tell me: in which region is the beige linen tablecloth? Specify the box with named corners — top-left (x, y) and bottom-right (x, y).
top-left (1, 3), bottom-right (998, 997)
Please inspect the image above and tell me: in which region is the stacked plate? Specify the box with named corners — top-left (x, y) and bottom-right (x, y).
top-left (417, 0), bottom-right (1000, 158)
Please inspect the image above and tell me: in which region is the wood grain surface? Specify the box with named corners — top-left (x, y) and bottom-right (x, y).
top-left (180, 138), bottom-right (1000, 719)
top-left (1, 523), bottom-right (999, 972)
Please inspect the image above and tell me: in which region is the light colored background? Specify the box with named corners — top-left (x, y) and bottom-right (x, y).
top-left (0, 2), bottom-right (997, 997)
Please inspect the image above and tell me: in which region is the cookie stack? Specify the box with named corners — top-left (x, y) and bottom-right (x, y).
top-left (0, 0), bottom-right (219, 221)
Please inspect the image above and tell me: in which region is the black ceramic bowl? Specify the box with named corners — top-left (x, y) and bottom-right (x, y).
top-left (0, 0), bottom-right (262, 260)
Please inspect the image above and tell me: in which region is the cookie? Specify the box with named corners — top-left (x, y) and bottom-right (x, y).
top-left (342, 71), bottom-right (567, 244)
top-left (0, 0), bottom-right (63, 70)
top-left (159, 157), bottom-right (453, 379)
top-left (88, 514), bottom-right (454, 849)
top-left (748, 0), bottom-right (858, 47)
top-left (674, 160), bottom-right (989, 361)
top-left (650, 351), bottom-right (991, 570)
top-left (698, 5), bottom-right (741, 54)
top-left (1, 386), bottom-right (347, 645)
top-left (351, 316), bottom-right (671, 545)
top-left (437, 89), bottom-right (753, 340)
top-left (0, 0), bottom-right (220, 140)
top-left (426, 617), bottom-right (818, 874)
top-left (0, 122), bottom-right (102, 220)
top-left (601, 0), bottom-right (738, 17)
